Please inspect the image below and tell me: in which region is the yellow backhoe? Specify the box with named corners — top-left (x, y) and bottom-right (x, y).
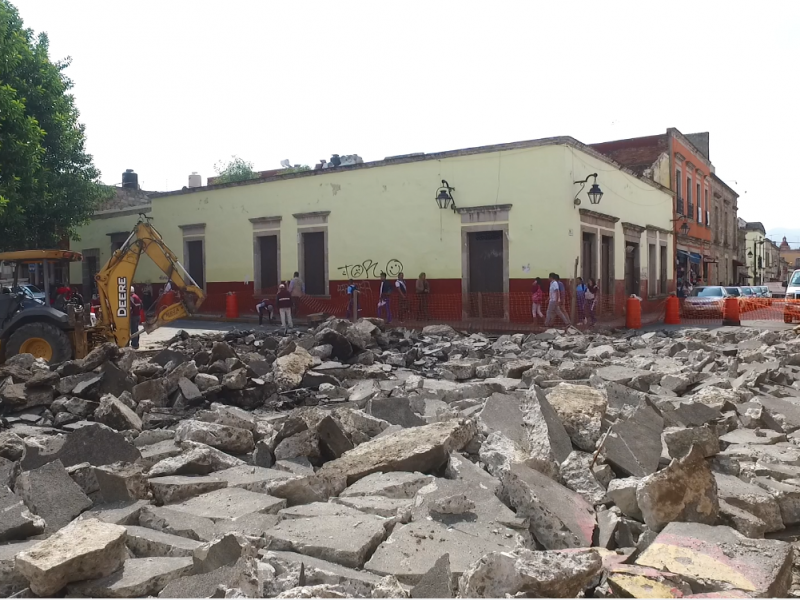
top-left (0, 217), bottom-right (205, 363)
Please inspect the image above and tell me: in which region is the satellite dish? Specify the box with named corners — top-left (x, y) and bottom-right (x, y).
top-left (280, 159), bottom-right (291, 169)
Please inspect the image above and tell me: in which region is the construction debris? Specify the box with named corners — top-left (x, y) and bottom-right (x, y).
top-left (1, 320), bottom-right (800, 597)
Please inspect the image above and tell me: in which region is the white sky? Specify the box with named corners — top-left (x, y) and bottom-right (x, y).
top-left (12, 0), bottom-right (800, 234)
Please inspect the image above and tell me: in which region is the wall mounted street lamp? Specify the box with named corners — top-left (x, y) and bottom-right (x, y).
top-left (435, 180), bottom-right (457, 212)
top-left (573, 173), bottom-right (603, 207)
top-left (671, 216), bottom-right (690, 236)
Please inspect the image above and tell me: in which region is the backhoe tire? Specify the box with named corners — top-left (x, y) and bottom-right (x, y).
top-left (6, 322), bottom-right (73, 364)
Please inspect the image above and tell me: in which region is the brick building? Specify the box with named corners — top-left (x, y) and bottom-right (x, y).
top-left (591, 129), bottom-right (739, 287)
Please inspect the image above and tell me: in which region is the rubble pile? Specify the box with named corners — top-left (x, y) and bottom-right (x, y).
top-left (1, 319), bottom-right (800, 597)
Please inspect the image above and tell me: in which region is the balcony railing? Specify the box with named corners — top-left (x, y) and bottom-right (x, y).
top-left (677, 197), bottom-right (685, 215)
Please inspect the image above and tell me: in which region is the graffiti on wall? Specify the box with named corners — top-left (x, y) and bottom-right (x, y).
top-left (336, 259), bottom-right (404, 280)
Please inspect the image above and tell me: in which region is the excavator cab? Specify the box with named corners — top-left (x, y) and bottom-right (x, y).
top-left (0, 250), bottom-right (84, 363)
top-left (0, 218), bottom-right (206, 364)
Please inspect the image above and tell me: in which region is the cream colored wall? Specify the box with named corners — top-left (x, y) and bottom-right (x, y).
top-left (565, 147), bottom-right (674, 282)
top-left (73, 143), bottom-right (673, 289)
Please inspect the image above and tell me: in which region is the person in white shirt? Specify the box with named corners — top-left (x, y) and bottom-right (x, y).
top-left (288, 272), bottom-right (304, 316)
top-left (395, 272), bottom-right (408, 321)
top-left (544, 272), bottom-right (571, 327)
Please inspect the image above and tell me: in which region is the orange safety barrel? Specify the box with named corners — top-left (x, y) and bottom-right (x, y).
top-left (626, 296), bottom-right (642, 330)
top-left (226, 292), bottom-right (239, 319)
top-left (664, 295), bottom-right (681, 325)
top-left (722, 296), bottom-right (741, 326)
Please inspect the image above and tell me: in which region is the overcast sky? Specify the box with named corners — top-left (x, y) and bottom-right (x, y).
top-left (12, 0), bottom-right (800, 236)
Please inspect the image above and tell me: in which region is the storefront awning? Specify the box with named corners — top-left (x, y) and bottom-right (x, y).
top-left (677, 250), bottom-right (689, 261)
top-left (703, 258), bottom-right (718, 264)
top-left (732, 259), bottom-right (745, 267)
top-left (689, 252), bottom-right (702, 264)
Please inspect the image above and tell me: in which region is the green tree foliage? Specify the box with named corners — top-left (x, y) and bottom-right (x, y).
top-left (213, 156), bottom-right (259, 184)
top-left (0, 1), bottom-right (111, 250)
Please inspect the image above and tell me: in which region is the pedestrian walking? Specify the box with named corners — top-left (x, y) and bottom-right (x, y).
top-left (395, 272), bottom-right (409, 321)
top-left (576, 277), bottom-right (588, 324)
top-left (377, 272), bottom-right (393, 323)
top-left (276, 283), bottom-right (293, 332)
top-left (130, 286), bottom-right (143, 349)
top-left (416, 272), bottom-right (430, 320)
top-left (544, 273), bottom-right (571, 327)
top-left (256, 298), bottom-right (274, 325)
top-left (531, 278), bottom-right (544, 323)
top-left (586, 278), bottom-right (599, 325)
top-left (288, 272), bottom-right (304, 316)
top-left (346, 279), bottom-right (361, 319)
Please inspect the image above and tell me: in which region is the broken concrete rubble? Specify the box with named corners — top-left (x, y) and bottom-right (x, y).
top-left (3, 323), bottom-right (800, 597)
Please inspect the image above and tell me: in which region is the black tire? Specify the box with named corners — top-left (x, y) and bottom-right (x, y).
top-left (6, 322), bottom-right (73, 364)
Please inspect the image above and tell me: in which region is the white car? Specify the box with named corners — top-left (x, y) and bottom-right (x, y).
top-left (785, 270), bottom-right (800, 323)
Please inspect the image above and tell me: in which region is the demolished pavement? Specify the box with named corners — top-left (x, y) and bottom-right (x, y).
top-left (1, 321), bottom-right (800, 596)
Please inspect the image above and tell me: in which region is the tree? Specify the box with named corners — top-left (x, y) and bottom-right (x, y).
top-left (0, 1), bottom-right (111, 250)
top-left (213, 156), bottom-right (259, 184)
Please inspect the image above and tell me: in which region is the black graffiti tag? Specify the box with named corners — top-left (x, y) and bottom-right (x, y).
top-left (337, 259), bottom-right (404, 280)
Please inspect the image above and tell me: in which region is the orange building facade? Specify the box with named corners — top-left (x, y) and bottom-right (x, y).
top-left (591, 129), bottom-right (736, 289)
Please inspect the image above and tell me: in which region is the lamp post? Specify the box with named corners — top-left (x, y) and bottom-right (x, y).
top-left (749, 240), bottom-right (765, 285)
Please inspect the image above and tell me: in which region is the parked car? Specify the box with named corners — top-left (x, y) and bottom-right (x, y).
top-left (683, 286), bottom-right (729, 318)
top-left (785, 270), bottom-right (800, 324)
top-left (755, 286), bottom-right (773, 306)
top-left (1, 286), bottom-right (45, 309)
top-left (17, 284), bottom-right (46, 303)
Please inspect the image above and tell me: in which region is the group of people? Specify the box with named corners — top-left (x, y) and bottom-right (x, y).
top-left (255, 272), bottom-right (305, 332)
top-left (532, 274), bottom-right (599, 328)
top-left (347, 271), bottom-right (430, 324)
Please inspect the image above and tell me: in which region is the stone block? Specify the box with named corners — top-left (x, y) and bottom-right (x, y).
top-left (546, 382), bottom-right (607, 452)
top-left (340, 471), bottom-right (432, 499)
top-left (149, 475), bottom-right (228, 505)
top-left (174, 420), bottom-right (255, 454)
top-left (15, 518), bottom-right (127, 596)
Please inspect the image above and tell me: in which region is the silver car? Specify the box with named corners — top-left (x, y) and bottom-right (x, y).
top-left (683, 286), bottom-right (729, 318)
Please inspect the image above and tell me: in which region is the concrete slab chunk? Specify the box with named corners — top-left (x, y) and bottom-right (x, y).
top-left (67, 556), bottom-right (193, 597)
top-left (125, 524), bottom-right (203, 557)
top-left (603, 403), bottom-right (664, 477)
top-left (15, 518), bottom-right (127, 596)
top-left (165, 487), bottom-right (286, 521)
top-left (365, 520), bottom-right (516, 585)
top-left (410, 553), bottom-right (453, 598)
top-left (315, 419), bottom-right (477, 489)
top-left (636, 445), bottom-right (719, 531)
top-left (636, 522), bottom-right (793, 596)
top-left (546, 382), bottom-right (607, 452)
top-left (714, 473), bottom-right (784, 532)
top-left (264, 514), bottom-right (385, 568)
top-left (14, 459), bottom-right (92, 533)
top-left (149, 474), bottom-right (228, 505)
top-left (340, 471), bottom-right (432, 499)
top-left (501, 463), bottom-right (596, 549)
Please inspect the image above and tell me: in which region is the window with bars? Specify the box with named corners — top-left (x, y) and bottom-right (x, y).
top-left (677, 197), bottom-right (685, 215)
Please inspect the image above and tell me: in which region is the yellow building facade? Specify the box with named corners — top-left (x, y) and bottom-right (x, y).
top-left (71, 137), bottom-right (674, 321)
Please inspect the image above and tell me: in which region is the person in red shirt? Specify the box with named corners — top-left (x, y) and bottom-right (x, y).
top-left (276, 283), bottom-right (293, 333)
top-left (130, 286), bottom-right (143, 349)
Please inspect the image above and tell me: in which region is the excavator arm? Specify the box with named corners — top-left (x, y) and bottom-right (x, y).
top-left (95, 218), bottom-right (206, 348)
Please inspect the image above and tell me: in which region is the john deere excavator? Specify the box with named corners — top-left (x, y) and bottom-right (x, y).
top-left (0, 217), bottom-right (206, 363)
